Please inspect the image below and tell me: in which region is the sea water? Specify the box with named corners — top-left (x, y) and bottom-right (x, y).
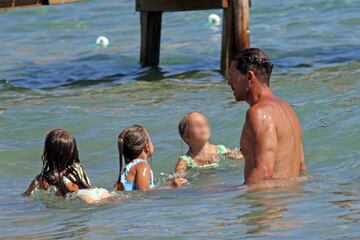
top-left (0, 0), bottom-right (359, 239)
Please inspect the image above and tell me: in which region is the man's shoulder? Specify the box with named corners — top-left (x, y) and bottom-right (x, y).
top-left (246, 101), bottom-right (272, 119)
top-left (248, 95), bottom-right (290, 115)
top-left (245, 97), bottom-right (279, 130)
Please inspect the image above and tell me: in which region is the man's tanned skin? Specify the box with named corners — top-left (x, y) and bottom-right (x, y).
top-left (228, 48), bottom-right (306, 185)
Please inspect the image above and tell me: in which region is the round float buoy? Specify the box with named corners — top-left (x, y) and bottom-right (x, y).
top-left (95, 36), bottom-right (109, 48)
top-left (208, 14), bottom-right (221, 27)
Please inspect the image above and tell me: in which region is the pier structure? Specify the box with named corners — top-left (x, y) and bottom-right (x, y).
top-left (137, 0), bottom-right (250, 75)
top-left (0, 0), bottom-right (251, 76)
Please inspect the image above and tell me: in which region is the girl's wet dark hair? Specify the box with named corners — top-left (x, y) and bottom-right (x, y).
top-left (114, 125), bottom-right (151, 190)
top-left (35, 129), bottom-right (91, 196)
top-left (233, 48), bottom-right (273, 86)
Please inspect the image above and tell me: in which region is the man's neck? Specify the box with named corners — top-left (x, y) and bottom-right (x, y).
top-left (247, 85), bottom-right (273, 107)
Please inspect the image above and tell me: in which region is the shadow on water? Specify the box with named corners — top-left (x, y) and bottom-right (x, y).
top-left (2, 54), bottom-right (223, 91)
top-left (135, 67), bottom-right (168, 82)
top-left (274, 45), bottom-right (360, 69)
top-left (135, 66), bottom-right (222, 83)
top-left (331, 193), bottom-right (360, 224)
top-left (225, 181), bottom-right (307, 237)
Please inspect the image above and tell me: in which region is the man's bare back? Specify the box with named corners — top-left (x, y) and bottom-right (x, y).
top-left (228, 48), bottom-right (306, 185)
top-left (240, 94), bottom-right (305, 184)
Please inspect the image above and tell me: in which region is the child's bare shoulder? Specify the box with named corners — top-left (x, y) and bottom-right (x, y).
top-left (134, 161), bottom-right (151, 171)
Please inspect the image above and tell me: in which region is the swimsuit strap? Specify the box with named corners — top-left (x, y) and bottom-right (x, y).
top-left (121, 159), bottom-right (147, 182)
top-left (125, 159), bottom-right (148, 171)
top-left (179, 154), bottom-right (196, 168)
top-left (179, 145), bottom-right (228, 168)
top-left (63, 163), bottom-right (91, 186)
top-left (121, 159), bottom-right (155, 189)
top-left (216, 144), bottom-right (228, 155)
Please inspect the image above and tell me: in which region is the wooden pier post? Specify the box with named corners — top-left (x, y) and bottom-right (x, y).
top-left (221, 0), bottom-right (250, 76)
top-left (0, 0), bottom-right (41, 9)
top-left (140, 11), bottom-right (162, 67)
top-left (0, 0), bottom-right (81, 10)
top-left (136, 0), bottom-right (250, 74)
top-left (233, 0), bottom-right (250, 51)
top-left (220, 0), bottom-right (234, 77)
top-left (1, 0), bottom-right (251, 75)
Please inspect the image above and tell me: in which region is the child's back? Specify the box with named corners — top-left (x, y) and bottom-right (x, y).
top-left (24, 129), bottom-right (110, 204)
top-left (114, 125), bottom-right (155, 191)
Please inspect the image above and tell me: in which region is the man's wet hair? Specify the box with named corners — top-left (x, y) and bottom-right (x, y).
top-left (233, 48), bottom-right (274, 86)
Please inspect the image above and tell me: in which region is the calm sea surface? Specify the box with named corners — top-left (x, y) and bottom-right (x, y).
top-left (0, 0), bottom-right (359, 239)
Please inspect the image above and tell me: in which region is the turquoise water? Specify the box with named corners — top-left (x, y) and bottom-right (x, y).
top-left (0, 0), bottom-right (360, 239)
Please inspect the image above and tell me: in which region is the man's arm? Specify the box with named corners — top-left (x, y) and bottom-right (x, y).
top-left (245, 108), bottom-right (277, 184)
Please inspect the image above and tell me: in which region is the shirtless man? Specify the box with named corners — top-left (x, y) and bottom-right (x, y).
top-left (228, 48), bottom-right (306, 185)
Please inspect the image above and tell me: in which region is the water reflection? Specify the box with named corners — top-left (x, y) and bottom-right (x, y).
top-left (331, 188), bottom-right (360, 224)
top-left (233, 182), bottom-right (306, 236)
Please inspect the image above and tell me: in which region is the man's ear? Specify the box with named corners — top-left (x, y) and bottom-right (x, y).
top-left (248, 70), bottom-right (255, 87)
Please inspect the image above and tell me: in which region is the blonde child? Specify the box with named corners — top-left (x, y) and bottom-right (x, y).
top-left (173, 112), bottom-right (243, 186)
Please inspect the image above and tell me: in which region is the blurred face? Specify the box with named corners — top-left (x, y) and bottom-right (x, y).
top-left (228, 60), bottom-right (249, 102)
top-left (185, 113), bottom-right (210, 146)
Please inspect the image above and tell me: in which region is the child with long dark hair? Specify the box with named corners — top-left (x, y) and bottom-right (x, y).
top-left (113, 125), bottom-right (155, 191)
top-left (24, 129), bottom-right (110, 203)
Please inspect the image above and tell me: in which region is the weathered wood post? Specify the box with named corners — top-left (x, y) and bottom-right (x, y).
top-left (0, 0), bottom-right (82, 9)
top-left (220, 0), bottom-right (234, 77)
top-left (221, 0), bottom-right (250, 76)
top-left (135, 0), bottom-right (249, 73)
top-left (233, 0), bottom-right (250, 51)
top-left (140, 11), bottom-right (162, 67)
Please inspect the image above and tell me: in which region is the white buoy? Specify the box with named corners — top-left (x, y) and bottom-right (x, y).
top-left (95, 36), bottom-right (109, 48)
top-left (208, 14), bottom-right (221, 26)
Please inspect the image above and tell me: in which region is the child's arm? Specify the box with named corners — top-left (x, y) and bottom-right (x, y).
top-left (23, 175), bottom-right (49, 196)
top-left (135, 162), bottom-right (152, 190)
top-left (225, 148), bottom-right (244, 160)
top-left (23, 178), bottom-right (38, 196)
top-left (175, 158), bottom-right (187, 173)
top-left (172, 159), bottom-right (188, 188)
top-left (65, 182), bottom-right (80, 192)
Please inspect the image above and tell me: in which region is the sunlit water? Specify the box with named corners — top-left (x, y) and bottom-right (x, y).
top-left (0, 0), bottom-right (359, 239)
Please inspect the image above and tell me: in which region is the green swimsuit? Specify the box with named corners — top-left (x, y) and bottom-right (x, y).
top-left (179, 145), bottom-right (228, 168)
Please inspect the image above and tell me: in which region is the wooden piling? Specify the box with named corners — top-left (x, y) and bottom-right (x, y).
top-left (220, 0), bottom-right (234, 76)
top-left (1, 0), bottom-right (251, 76)
top-left (136, 0), bottom-right (228, 12)
top-left (140, 11), bottom-right (163, 67)
top-left (233, 0), bottom-right (250, 51)
top-left (221, 0), bottom-right (250, 76)
top-left (0, 0), bottom-right (81, 10)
